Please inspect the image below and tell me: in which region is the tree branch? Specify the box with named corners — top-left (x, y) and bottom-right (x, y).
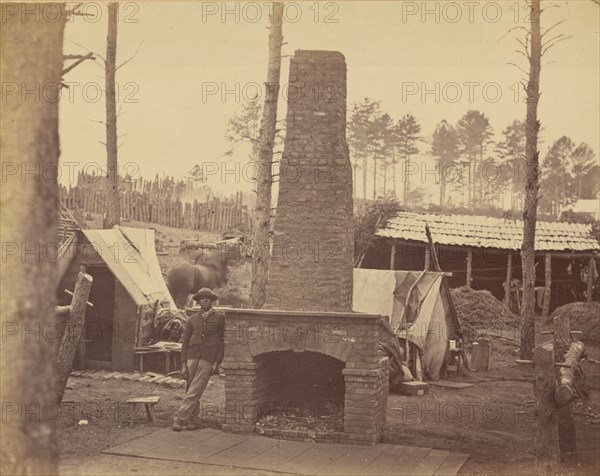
top-left (65, 38), bottom-right (103, 61)
top-left (62, 52), bottom-right (95, 76)
top-left (508, 62), bottom-right (530, 76)
top-left (498, 25), bottom-right (529, 43)
top-left (514, 49), bottom-right (528, 59)
top-left (116, 40), bottom-right (144, 71)
top-left (541, 19), bottom-right (564, 38)
top-left (63, 54), bottom-right (92, 60)
top-left (542, 35), bottom-right (573, 56)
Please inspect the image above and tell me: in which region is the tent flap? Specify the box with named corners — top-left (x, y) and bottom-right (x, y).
top-left (82, 226), bottom-right (174, 307)
top-left (354, 268), bottom-right (460, 380)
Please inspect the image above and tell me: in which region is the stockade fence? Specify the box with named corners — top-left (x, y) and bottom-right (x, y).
top-left (60, 186), bottom-right (253, 233)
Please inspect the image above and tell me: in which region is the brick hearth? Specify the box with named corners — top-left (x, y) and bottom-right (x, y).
top-left (222, 309), bottom-right (389, 444)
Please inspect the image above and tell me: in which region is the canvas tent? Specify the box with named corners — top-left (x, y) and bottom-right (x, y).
top-left (81, 227), bottom-right (174, 308)
top-left (353, 269), bottom-right (461, 380)
top-left (58, 226), bottom-right (174, 371)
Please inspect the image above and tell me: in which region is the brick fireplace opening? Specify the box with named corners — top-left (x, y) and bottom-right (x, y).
top-left (222, 309), bottom-right (389, 444)
top-left (256, 350), bottom-right (346, 409)
top-left (222, 50), bottom-right (389, 444)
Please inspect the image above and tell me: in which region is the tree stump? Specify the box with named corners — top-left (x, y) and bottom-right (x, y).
top-left (534, 343), bottom-right (559, 475)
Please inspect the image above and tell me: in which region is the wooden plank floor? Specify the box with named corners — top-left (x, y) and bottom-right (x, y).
top-left (103, 428), bottom-right (468, 476)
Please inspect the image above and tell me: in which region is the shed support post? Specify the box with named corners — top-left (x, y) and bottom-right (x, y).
top-left (466, 248), bottom-right (473, 288)
top-left (390, 243), bottom-right (396, 270)
top-left (587, 257), bottom-right (594, 303)
top-left (543, 253), bottom-right (552, 317)
top-left (424, 245), bottom-right (431, 271)
top-left (504, 252), bottom-right (513, 307)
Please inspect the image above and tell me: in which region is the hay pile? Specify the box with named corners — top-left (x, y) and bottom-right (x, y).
top-left (450, 286), bottom-right (520, 337)
top-left (550, 302), bottom-right (600, 346)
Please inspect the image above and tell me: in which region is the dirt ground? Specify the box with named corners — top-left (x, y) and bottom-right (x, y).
top-left (58, 218), bottom-right (600, 475)
top-left (57, 344), bottom-right (600, 476)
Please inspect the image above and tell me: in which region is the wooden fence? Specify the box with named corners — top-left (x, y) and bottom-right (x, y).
top-left (60, 186), bottom-right (253, 233)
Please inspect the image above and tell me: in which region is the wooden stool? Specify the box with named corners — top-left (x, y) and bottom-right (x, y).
top-left (126, 396), bottom-right (160, 427)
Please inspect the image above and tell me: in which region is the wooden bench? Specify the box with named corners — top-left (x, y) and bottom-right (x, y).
top-left (135, 347), bottom-right (180, 374)
top-left (126, 396), bottom-right (160, 427)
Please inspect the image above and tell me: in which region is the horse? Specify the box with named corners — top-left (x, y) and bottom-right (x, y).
top-left (166, 252), bottom-right (229, 309)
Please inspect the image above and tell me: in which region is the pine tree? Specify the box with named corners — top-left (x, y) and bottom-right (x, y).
top-left (457, 110), bottom-right (493, 208)
top-left (497, 120), bottom-right (526, 211)
top-left (1, 4), bottom-right (65, 473)
top-left (104, 3), bottom-right (120, 228)
top-left (571, 143), bottom-right (596, 199)
top-left (431, 120), bottom-right (460, 207)
top-left (396, 114), bottom-right (421, 206)
top-left (347, 98), bottom-right (382, 199)
top-left (540, 136), bottom-right (575, 215)
top-left (250, 2), bottom-right (283, 308)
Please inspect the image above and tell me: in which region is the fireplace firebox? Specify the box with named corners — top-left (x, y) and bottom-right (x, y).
top-left (222, 309), bottom-right (388, 444)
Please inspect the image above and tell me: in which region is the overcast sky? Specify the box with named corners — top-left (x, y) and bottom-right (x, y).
top-left (59, 1), bottom-right (599, 197)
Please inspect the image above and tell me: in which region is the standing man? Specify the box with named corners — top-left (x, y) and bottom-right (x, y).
top-left (173, 288), bottom-right (224, 431)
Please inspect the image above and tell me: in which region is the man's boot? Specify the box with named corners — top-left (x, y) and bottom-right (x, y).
top-left (186, 420), bottom-right (200, 431)
top-left (172, 420), bottom-right (184, 432)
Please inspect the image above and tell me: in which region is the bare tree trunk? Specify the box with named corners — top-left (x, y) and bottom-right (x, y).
top-left (250, 2), bottom-right (283, 308)
top-left (467, 158), bottom-right (472, 209)
top-left (362, 156), bottom-right (367, 199)
top-left (105, 3), bottom-right (120, 228)
top-left (439, 168), bottom-right (443, 206)
top-left (553, 314), bottom-right (578, 467)
top-left (55, 270), bottom-right (93, 404)
top-left (533, 343), bottom-right (559, 473)
top-left (1, 4), bottom-right (65, 473)
top-left (392, 150), bottom-right (397, 199)
top-left (403, 156), bottom-right (410, 205)
top-left (520, 0), bottom-right (542, 360)
top-left (383, 159), bottom-right (387, 197)
top-left (543, 253), bottom-right (552, 317)
top-left (372, 156), bottom-right (377, 199)
top-left (352, 162), bottom-right (357, 199)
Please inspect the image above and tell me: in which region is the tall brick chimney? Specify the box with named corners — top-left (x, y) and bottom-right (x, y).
top-left (265, 50), bottom-right (353, 312)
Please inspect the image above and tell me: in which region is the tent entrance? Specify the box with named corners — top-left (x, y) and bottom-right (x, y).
top-left (84, 266), bottom-right (115, 369)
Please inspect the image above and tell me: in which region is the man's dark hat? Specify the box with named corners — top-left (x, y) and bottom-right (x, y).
top-left (193, 287), bottom-right (219, 301)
